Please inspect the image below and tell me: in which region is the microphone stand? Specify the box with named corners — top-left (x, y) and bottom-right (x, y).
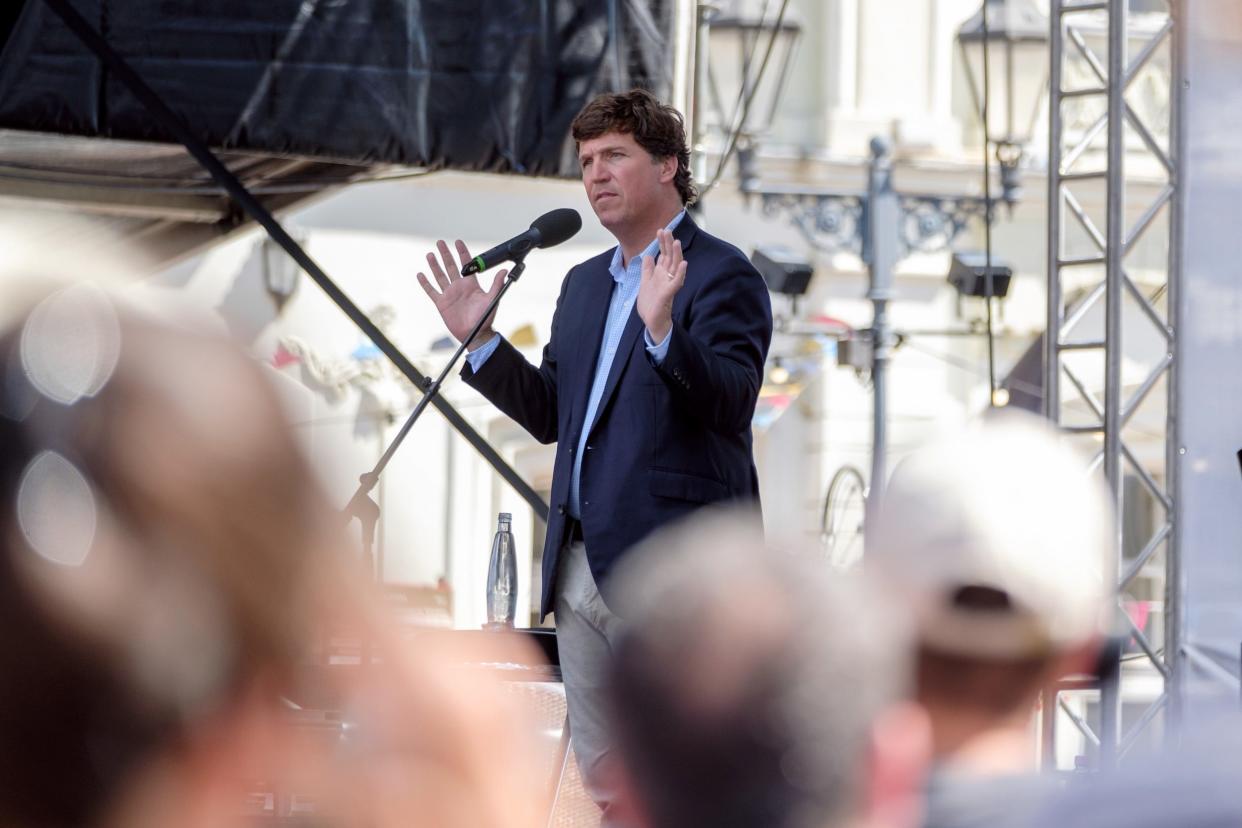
top-left (342, 254), bottom-right (529, 579)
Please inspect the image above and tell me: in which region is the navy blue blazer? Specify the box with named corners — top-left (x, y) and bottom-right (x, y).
top-left (462, 214), bottom-right (772, 619)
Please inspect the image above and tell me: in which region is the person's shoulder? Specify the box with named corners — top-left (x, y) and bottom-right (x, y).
top-left (559, 248), bottom-right (614, 293)
top-left (687, 222), bottom-right (746, 259)
top-left (924, 769), bottom-right (1056, 828)
top-left (1027, 719), bottom-right (1242, 828)
top-left (575, 247), bottom-right (615, 271)
top-left (685, 223), bottom-right (762, 279)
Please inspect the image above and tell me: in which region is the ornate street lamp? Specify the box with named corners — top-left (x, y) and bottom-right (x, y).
top-left (704, 8), bottom-right (802, 141)
top-left (692, 1), bottom-right (802, 198)
top-left (957, 0), bottom-right (1051, 202)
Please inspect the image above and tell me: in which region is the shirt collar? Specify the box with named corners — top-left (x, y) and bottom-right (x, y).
top-left (608, 208), bottom-right (687, 285)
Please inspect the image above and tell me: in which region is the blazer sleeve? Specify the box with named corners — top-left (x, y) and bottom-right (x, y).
top-left (460, 268), bottom-right (574, 445)
top-left (652, 253), bottom-right (773, 435)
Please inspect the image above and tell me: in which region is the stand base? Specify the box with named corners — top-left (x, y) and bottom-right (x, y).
top-left (482, 621), bottom-right (516, 632)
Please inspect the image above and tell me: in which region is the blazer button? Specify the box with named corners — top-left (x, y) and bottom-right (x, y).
top-left (557, 505), bottom-right (566, 515)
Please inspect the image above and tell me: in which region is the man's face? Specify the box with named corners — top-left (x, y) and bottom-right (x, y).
top-left (578, 131), bottom-right (677, 235)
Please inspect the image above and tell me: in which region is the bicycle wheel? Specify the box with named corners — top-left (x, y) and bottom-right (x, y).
top-left (820, 465), bottom-right (867, 571)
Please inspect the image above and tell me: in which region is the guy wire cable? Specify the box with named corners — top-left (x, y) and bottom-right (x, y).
top-left (981, 0), bottom-right (999, 405)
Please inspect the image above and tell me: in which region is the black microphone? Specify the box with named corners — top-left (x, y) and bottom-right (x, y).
top-left (461, 208), bottom-right (582, 276)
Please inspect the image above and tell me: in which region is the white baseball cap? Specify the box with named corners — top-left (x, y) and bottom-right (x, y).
top-left (866, 412), bottom-right (1112, 660)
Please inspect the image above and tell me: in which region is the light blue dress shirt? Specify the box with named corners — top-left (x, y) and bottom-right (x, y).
top-left (465, 210), bottom-right (686, 519)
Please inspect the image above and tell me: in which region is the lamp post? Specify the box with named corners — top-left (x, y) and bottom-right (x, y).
top-left (704, 8), bottom-right (802, 141)
top-left (695, 1), bottom-right (802, 212)
top-left (744, 137), bottom-right (993, 524)
top-left (736, 0), bottom-right (1049, 523)
top-left (957, 0), bottom-right (1051, 203)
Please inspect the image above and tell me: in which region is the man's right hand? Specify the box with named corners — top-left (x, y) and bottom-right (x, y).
top-left (416, 239), bottom-right (506, 351)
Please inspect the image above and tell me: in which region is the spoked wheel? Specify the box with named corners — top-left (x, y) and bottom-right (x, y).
top-left (820, 465), bottom-right (867, 571)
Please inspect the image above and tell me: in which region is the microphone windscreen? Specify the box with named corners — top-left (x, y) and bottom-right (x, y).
top-left (531, 208), bottom-right (582, 249)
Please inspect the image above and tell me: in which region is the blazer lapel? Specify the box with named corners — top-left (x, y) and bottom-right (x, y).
top-left (569, 261), bottom-right (614, 435)
top-left (586, 307), bottom-right (644, 438)
top-left (585, 214), bottom-right (701, 438)
top-left (672, 211), bottom-right (700, 253)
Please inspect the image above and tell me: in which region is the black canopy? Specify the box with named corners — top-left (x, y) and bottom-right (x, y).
top-left (0, 0), bottom-right (675, 178)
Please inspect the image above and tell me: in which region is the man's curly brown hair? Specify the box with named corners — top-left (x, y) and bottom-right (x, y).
top-left (571, 88), bottom-right (698, 206)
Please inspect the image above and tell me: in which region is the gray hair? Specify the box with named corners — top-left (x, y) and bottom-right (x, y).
top-left (608, 512), bottom-right (912, 828)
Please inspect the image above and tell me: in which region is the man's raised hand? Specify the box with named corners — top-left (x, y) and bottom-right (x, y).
top-left (416, 239), bottom-right (505, 351)
top-left (636, 228), bottom-right (687, 344)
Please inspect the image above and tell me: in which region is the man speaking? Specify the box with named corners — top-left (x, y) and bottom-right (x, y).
top-left (417, 88), bottom-right (773, 815)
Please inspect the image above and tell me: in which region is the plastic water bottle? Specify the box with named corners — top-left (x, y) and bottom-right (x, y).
top-left (485, 512), bottom-right (517, 629)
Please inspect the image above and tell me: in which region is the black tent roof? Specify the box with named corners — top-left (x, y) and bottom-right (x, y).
top-left (0, 0), bottom-right (674, 266)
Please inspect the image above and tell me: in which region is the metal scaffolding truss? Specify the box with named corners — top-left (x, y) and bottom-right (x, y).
top-left (1045, 0), bottom-right (1181, 766)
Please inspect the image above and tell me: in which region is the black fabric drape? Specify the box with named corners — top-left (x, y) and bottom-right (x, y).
top-left (0, 0), bottom-right (673, 178)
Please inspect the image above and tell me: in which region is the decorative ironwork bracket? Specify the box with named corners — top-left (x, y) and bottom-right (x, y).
top-left (745, 185), bottom-right (996, 260)
top-left (749, 187), bottom-right (865, 256)
top-left (898, 193), bottom-right (994, 255)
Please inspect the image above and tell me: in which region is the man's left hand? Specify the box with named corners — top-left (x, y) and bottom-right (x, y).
top-left (636, 228), bottom-right (687, 344)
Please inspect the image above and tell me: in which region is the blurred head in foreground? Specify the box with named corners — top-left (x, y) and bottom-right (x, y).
top-left (0, 278), bottom-right (542, 828)
top-left (606, 512), bottom-right (930, 828)
top-left (866, 412), bottom-right (1112, 768)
